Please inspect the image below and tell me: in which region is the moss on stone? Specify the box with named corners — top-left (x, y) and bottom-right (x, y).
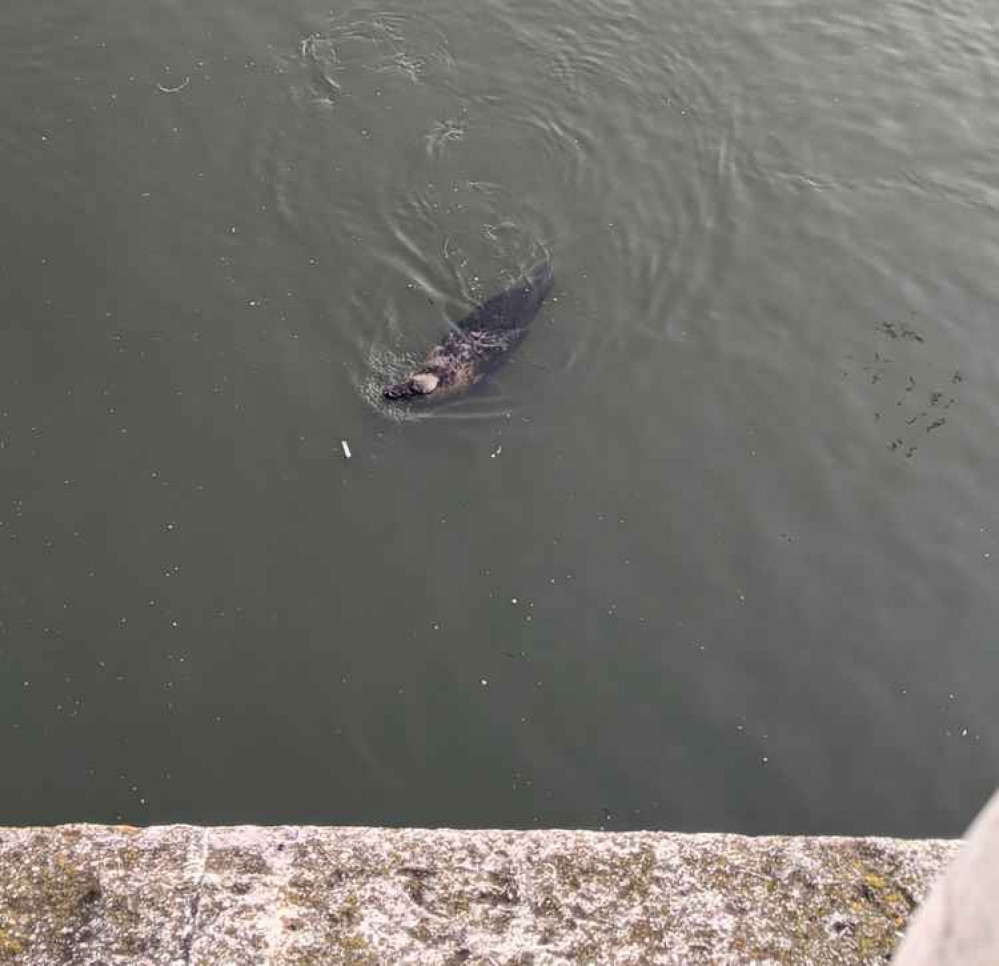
top-left (0, 825), bottom-right (958, 964)
top-left (0, 925), bottom-right (26, 961)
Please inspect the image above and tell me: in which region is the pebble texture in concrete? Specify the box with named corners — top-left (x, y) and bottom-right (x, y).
top-left (0, 825), bottom-right (957, 964)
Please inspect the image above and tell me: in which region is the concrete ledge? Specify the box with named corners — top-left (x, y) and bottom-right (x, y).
top-left (0, 825), bottom-right (957, 964)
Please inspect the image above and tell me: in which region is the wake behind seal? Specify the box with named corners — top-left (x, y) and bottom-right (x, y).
top-left (383, 261), bottom-right (553, 403)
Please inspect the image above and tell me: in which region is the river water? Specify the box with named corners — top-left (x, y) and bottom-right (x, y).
top-left (1, 0), bottom-right (996, 833)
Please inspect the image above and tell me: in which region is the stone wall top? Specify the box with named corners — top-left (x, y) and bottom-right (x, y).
top-left (0, 825), bottom-right (958, 964)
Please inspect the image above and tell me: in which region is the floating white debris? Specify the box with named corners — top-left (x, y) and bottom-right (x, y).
top-left (341, 440), bottom-right (352, 459)
top-left (156, 77), bottom-right (191, 94)
top-left (490, 445), bottom-right (502, 459)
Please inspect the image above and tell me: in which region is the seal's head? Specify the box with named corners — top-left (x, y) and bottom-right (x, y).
top-left (383, 371), bottom-right (440, 400)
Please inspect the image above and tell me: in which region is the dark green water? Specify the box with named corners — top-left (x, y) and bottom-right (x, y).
top-left (1, 0), bottom-right (996, 833)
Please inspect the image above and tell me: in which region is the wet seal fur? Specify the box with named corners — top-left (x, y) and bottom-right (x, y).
top-left (384, 261), bottom-right (553, 403)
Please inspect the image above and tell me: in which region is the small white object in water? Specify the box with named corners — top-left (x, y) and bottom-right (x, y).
top-left (156, 76), bottom-right (191, 94)
top-left (490, 445), bottom-right (502, 459)
top-left (341, 440), bottom-right (352, 459)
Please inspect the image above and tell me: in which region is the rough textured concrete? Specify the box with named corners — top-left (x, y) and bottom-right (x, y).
top-left (0, 825), bottom-right (957, 965)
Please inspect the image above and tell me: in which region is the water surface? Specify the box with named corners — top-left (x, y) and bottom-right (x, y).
top-left (1, 0), bottom-right (997, 832)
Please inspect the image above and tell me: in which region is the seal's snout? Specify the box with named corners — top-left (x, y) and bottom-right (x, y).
top-left (383, 380), bottom-right (412, 400)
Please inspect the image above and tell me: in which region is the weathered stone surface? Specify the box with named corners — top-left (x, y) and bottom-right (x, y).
top-left (0, 825), bottom-right (957, 964)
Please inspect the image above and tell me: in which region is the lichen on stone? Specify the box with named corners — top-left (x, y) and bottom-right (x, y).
top-left (0, 825), bottom-right (958, 964)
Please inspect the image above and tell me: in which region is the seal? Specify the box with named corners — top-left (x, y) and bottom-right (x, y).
top-left (383, 261), bottom-right (554, 402)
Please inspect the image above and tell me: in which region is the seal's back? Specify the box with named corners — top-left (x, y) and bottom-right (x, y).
top-left (459, 261), bottom-right (554, 334)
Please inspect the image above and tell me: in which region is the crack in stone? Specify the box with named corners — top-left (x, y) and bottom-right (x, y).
top-left (180, 828), bottom-right (210, 965)
top-left (261, 829), bottom-right (299, 965)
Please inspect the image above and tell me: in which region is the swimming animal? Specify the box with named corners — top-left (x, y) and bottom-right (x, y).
top-left (383, 261), bottom-right (553, 402)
